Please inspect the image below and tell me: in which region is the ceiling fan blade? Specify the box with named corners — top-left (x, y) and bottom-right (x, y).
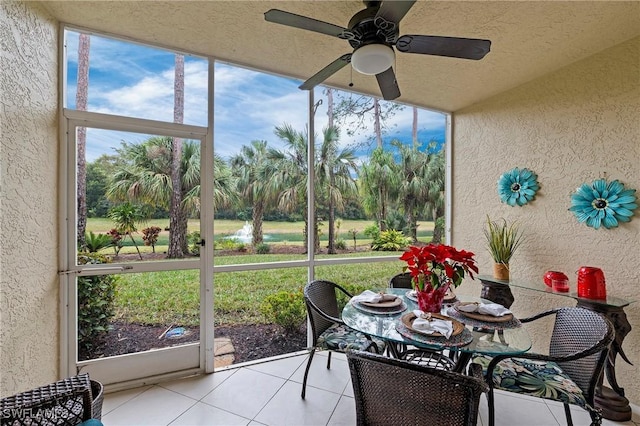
top-left (376, 67), bottom-right (401, 100)
top-left (264, 9), bottom-right (346, 38)
top-left (375, 1), bottom-right (416, 26)
top-left (396, 35), bottom-right (491, 60)
top-left (299, 54), bottom-right (352, 90)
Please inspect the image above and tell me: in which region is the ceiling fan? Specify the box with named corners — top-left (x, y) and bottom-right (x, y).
top-left (264, 0), bottom-right (491, 101)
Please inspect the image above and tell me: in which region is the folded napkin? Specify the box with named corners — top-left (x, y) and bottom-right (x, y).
top-left (412, 310), bottom-right (453, 338)
top-left (352, 290), bottom-right (397, 304)
top-left (457, 302), bottom-right (511, 317)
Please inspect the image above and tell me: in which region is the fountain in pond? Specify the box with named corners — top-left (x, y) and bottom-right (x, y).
top-left (226, 221), bottom-right (271, 244)
top-left (230, 222), bottom-right (253, 243)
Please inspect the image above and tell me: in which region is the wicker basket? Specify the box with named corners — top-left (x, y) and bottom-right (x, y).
top-left (0, 373), bottom-right (103, 425)
top-left (89, 380), bottom-right (103, 420)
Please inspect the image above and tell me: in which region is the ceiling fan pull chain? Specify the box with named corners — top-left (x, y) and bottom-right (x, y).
top-left (349, 66), bottom-right (354, 87)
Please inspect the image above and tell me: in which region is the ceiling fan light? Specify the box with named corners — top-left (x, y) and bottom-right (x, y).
top-left (351, 44), bottom-right (395, 75)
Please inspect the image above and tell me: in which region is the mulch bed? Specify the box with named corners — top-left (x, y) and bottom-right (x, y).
top-left (80, 321), bottom-right (307, 363)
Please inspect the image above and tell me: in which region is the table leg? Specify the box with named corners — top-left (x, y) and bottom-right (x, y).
top-left (576, 301), bottom-right (632, 421)
top-left (453, 352), bottom-right (472, 374)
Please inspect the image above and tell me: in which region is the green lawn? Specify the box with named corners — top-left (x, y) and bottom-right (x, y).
top-left (88, 217), bottom-right (431, 327)
top-left (113, 256), bottom-right (405, 327)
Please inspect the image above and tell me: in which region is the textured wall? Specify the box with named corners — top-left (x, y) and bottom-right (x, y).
top-left (452, 37), bottom-right (640, 403)
top-left (0, 2), bottom-right (59, 396)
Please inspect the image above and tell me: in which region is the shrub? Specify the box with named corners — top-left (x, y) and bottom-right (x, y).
top-left (142, 226), bottom-right (162, 252)
top-left (214, 236), bottom-right (239, 250)
top-left (363, 223), bottom-right (380, 240)
top-left (188, 231), bottom-right (201, 255)
top-left (255, 243), bottom-right (271, 254)
top-left (106, 229), bottom-right (123, 256)
top-left (77, 253), bottom-right (118, 355)
top-left (335, 239), bottom-right (347, 250)
top-left (84, 231), bottom-right (112, 253)
top-left (260, 289), bottom-right (306, 334)
top-left (371, 229), bottom-right (410, 251)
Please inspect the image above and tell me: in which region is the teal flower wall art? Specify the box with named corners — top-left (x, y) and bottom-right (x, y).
top-left (569, 179), bottom-right (638, 229)
top-left (497, 167), bottom-right (539, 206)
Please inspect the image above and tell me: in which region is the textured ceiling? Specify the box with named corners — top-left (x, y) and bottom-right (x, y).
top-left (41, 1), bottom-right (640, 112)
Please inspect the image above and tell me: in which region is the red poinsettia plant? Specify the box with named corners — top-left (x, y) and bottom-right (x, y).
top-left (400, 244), bottom-right (479, 292)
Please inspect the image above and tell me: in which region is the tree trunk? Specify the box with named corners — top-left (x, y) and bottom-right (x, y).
top-left (313, 208), bottom-right (320, 253)
top-left (168, 54), bottom-right (185, 258)
top-left (252, 202), bottom-right (264, 247)
top-left (374, 100), bottom-right (382, 148)
top-left (327, 178), bottom-right (336, 254)
top-left (412, 106), bottom-right (418, 143)
top-left (303, 218), bottom-right (308, 255)
top-left (327, 89), bottom-right (336, 254)
top-left (378, 186), bottom-right (387, 231)
top-left (178, 207), bottom-right (189, 255)
top-left (76, 34), bottom-right (90, 249)
top-left (406, 197), bottom-right (418, 243)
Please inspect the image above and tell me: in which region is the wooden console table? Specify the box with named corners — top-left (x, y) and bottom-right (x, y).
top-left (478, 275), bottom-right (634, 421)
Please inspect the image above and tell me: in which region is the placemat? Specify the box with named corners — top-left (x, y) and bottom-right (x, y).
top-left (400, 312), bottom-right (465, 337)
top-left (454, 302), bottom-right (513, 323)
top-left (352, 300), bottom-right (408, 315)
top-left (395, 321), bottom-right (474, 348)
top-left (360, 296), bottom-right (403, 308)
top-left (445, 306), bottom-right (522, 330)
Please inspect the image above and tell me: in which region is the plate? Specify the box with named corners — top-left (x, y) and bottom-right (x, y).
top-left (360, 296), bottom-right (403, 308)
top-left (400, 312), bottom-right (465, 337)
top-left (405, 289), bottom-right (457, 303)
top-left (454, 302), bottom-right (514, 323)
top-left (353, 301), bottom-right (407, 315)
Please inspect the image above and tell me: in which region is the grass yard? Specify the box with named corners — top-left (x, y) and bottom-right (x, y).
top-left (113, 254), bottom-right (406, 326)
top-left (88, 217), bottom-right (434, 327)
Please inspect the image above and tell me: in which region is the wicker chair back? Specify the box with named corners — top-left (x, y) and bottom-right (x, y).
top-left (347, 350), bottom-right (487, 426)
top-left (388, 272), bottom-right (413, 289)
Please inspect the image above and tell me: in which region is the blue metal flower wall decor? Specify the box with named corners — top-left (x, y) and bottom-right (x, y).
top-left (569, 179), bottom-right (638, 229)
top-left (497, 167), bottom-right (539, 206)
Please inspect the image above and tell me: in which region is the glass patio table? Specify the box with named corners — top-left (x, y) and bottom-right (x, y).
top-left (342, 288), bottom-right (532, 373)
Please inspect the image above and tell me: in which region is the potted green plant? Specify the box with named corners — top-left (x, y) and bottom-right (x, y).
top-left (483, 216), bottom-right (525, 281)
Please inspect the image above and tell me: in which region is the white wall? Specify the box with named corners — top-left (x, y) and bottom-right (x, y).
top-left (452, 36), bottom-right (640, 403)
top-left (0, 1), bottom-right (59, 395)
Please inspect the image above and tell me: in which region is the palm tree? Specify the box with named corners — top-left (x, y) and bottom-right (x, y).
top-left (359, 147), bottom-right (399, 232)
top-left (267, 124), bottom-right (310, 251)
top-left (424, 149), bottom-right (445, 243)
top-left (315, 125), bottom-right (358, 254)
top-left (170, 54), bottom-right (185, 257)
top-left (393, 140), bottom-right (431, 243)
top-left (230, 140), bottom-right (272, 247)
top-left (107, 137), bottom-right (235, 258)
top-left (76, 33), bottom-right (90, 249)
top-left (107, 202), bottom-right (144, 259)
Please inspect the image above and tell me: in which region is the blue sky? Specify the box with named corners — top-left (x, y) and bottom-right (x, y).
top-left (65, 30), bottom-right (446, 162)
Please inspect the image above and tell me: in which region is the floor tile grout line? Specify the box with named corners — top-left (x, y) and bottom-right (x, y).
top-left (251, 366), bottom-right (295, 425)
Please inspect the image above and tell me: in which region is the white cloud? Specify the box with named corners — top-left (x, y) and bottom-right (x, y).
top-left (67, 30), bottom-right (445, 163)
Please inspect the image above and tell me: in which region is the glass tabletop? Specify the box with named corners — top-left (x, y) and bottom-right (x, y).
top-left (478, 275), bottom-right (633, 308)
top-left (342, 288), bottom-right (532, 356)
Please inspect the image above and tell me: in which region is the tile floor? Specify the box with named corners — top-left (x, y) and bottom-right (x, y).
top-left (102, 351), bottom-right (640, 426)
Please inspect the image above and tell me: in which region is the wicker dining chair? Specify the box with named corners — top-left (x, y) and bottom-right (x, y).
top-left (301, 280), bottom-right (386, 399)
top-left (473, 307), bottom-right (614, 426)
top-left (347, 350), bottom-right (488, 426)
top-left (388, 271), bottom-right (413, 289)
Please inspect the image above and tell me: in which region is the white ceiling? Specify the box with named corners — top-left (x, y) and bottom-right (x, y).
top-left (41, 1), bottom-right (640, 112)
